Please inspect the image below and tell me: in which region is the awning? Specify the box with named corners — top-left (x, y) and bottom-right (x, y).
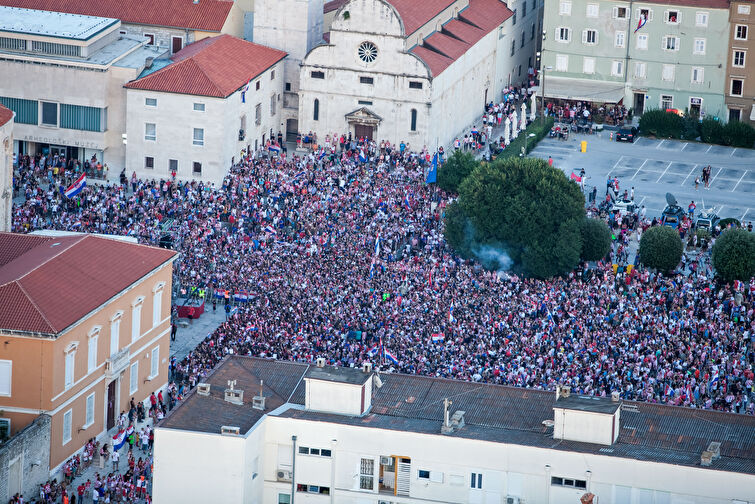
top-left (542, 76), bottom-right (626, 104)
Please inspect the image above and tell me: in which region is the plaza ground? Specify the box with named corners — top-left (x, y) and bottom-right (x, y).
top-left (529, 133), bottom-right (755, 223)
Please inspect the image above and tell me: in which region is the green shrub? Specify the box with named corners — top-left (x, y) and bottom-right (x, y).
top-left (712, 228), bottom-right (755, 282)
top-left (437, 150), bottom-right (478, 193)
top-left (680, 114), bottom-right (701, 141)
top-left (580, 218), bottom-right (611, 262)
top-left (639, 226), bottom-right (683, 273)
top-left (700, 117), bottom-right (725, 144)
top-left (638, 109), bottom-right (684, 139)
top-left (722, 120), bottom-right (755, 148)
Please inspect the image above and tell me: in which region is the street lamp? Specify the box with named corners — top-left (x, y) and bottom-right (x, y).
top-left (540, 63), bottom-right (553, 125)
top-left (522, 132), bottom-right (536, 156)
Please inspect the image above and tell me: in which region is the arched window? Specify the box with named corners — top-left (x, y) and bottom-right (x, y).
top-left (314, 99), bottom-right (320, 121)
top-left (410, 109), bottom-right (417, 131)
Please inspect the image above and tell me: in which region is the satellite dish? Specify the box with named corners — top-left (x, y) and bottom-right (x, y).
top-left (665, 192), bottom-right (677, 207)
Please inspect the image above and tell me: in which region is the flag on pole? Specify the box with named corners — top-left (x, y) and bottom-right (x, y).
top-left (426, 153), bottom-right (438, 184)
top-left (448, 304), bottom-right (455, 323)
top-left (241, 81), bottom-right (250, 103)
top-left (368, 234), bottom-right (381, 278)
top-left (570, 172), bottom-right (582, 183)
top-left (359, 148), bottom-right (367, 163)
top-left (113, 425), bottom-right (134, 451)
top-left (367, 344), bottom-right (379, 357)
top-left (384, 347), bottom-right (399, 364)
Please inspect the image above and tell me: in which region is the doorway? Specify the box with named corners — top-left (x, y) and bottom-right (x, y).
top-left (107, 380), bottom-right (117, 430)
top-left (354, 124), bottom-right (374, 140)
top-left (50, 145), bottom-right (67, 158)
top-left (689, 97), bottom-right (702, 117)
top-left (172, 36), bottom-right (183, 54)
top-left (8, 455), bottom-right (22, 497)
top-left (633, 93), bottom-right (645, 115)
top-left (729, 108), bottom-right (741, 122)
top-left (286, 118), bottom-right (298, 142)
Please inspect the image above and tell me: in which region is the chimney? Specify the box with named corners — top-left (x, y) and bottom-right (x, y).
top-left (441, 399), bottom-right (466, 434)
top-left (611, 391), bottom-right (620, 402)
top-left (362, 362), bottom-right (373, 374)
top-left (145, 57), bottom-right (154, 69)
top-left (316, 357), bottom-right (326, 368)
top-left (701, 451), bottom-right (713, 466)
top-left (252, 380), bottom-right (266, 411)
top-left (197, 383), bottom-right (211, 396)
top-left (224, 379), bottom-right (244, 405)
top-left (556, 385), bottom-right (571, 400)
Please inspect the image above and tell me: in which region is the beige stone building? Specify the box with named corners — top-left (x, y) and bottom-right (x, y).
top-left (0, 232), bottom-right (176, 473)
top-left (726, 0), bottom-right (755, 123)
top-left (0, 105), bottom-right (12, 232)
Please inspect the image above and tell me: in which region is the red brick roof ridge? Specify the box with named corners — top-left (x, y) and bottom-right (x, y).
top-left (0, 104), bottom-right (13, 127)
top-left (12, 280), bottom-right (56, 333)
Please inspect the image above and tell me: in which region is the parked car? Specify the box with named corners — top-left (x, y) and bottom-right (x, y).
top-left (612, 198), bottom-right (637, 214)
top-left (696, 211), bottom-right (720, 231)
top-left (616, 126), bottom-right (638, 142)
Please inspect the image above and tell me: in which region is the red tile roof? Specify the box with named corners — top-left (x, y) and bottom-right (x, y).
top-left (387, 0), bottom-right (457, 36)
top-left (324, 0), bottom-right (349, 13)
top-left (0, 232), bottom-right (176, 335)
top-left (0, 0), bottom-right (235, 31)
top-left (0, 104), bottom-right (13, 128)
top-left (411, 0), bottom-right (513, 76)
top-left (125, 35), bottom-right (287, 98)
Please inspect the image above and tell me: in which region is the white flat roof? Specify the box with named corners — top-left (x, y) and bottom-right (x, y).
top-left (0, 6), bottom-right (119, 41)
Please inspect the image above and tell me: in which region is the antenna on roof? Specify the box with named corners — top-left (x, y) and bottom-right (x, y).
top-left (227, 379), bottom-right (236, 391)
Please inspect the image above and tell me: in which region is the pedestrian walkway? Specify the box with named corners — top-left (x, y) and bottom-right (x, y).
top-left (170, 306), bottom-right (227, 361)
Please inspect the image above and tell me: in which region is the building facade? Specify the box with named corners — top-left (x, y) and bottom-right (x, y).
top-left (297, 0), bottom-right (539, 150)
top-left (0, 232), bottom-right (176, 472)
top-left (0, 105), bottom-right (12, 232)
top-left (124, 35), bottom-right (286, 186)
top-left (153, 356), bottom-right (755, 504)
top-left (726, 0), bottom-right (755, 123)
top-left (541, 0), bottom-right (729, 118)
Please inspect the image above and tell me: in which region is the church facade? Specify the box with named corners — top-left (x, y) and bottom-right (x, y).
top-left (298, 0), bottom-right (540, 149)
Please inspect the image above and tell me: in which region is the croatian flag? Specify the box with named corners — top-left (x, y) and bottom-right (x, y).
top-left (263, 225), bottom-right (277, 235)
top-left (733, 280), bottom-right (743, 292)
top-left (368, 234), bottom-right (381, 278)
top-left (448, 305), bottom-right (455, 323)
top-left (634, 14), bottom-right (647, 33)
top-left (367, 344), bottom-right (379, 357)
top-left (317, 150), bottom-right (326, 161)
top-left (62, 174), bottom-right (86, 198)
top-left (709, 371), bottom-right (719, 389)
top-left (268, 144), bottom-right (281, 154)
top-left (113, 425), bottom-right (134, 451)
top-left (431, 333), bottom-right (445, 342)
top-left (358, 148), bottom-right (367, 163)
top-left (384, 348), bottom-right (399, 364)
top-left (234, 292), bottom-right (249, 302)
top-left (241, 81), bottom-right (250, 103)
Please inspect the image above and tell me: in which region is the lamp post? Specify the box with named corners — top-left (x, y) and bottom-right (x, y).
top-left (522, 132), bottom-right (536, 157)
top-left (540, 61), bottom-right (553, 125)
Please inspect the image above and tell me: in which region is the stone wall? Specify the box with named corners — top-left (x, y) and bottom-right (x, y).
top-left (0, 414), bottom-right (51, 503)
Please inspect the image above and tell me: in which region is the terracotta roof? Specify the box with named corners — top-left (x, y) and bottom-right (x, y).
top-left (0, 104), bottom-right (12, 128)
top-left (411, 0), bottom-right (513, 76)
top-left (617, 0), bottom-right (729, 8)
top-left (0, 232), bottom-right (176, 335)
top-left (0, 0), bottom-right (234, 31)
top-left (124, 35), bottom-right (287, 98)
top-left (323, 0), bottom-right (349, 13)
top-left (387, 0), bottom-right (457, 36)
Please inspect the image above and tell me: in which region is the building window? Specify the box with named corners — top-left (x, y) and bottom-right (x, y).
top-left (556, 27), bottom-right (571, 42)
top-left (358, 100), bottom-right (373, 105)
top-left (278, 495), bottom-right (291, 504)
top-left (513, 8), bottom-right (517, 24)
top-left (521, 31), bottom-right (525, 48)
top-left (132, 300), bottom-right (143, 341)
top-left (582, 29), bottom-right (597, 45)
top-left (586, 3), bottom-right (598, 17)
top-left (636, 34), bottom-right (648, 50)
top-left (559, 0), bottom-right (571, 15)
top-left (661, 94), bottom-right (674, 109)
top-left (663, 36), bottom-right (679, 51)
top-left (739, 4), bottom-right (750, 15)
top-left (0, 419), bottom-right (10, 440)
top-left (733, 50), bottom-right (746, 67)
top-left (256, 81), bottom-right (261, 91)
top-left (418, 470), bottom-right (430, 479)
top-left (110, 316), bottom-right (121, 356)
top-left (129, 361), bottom-right (139, 394)
top-left (357, 41), bottom-right (378, 63)
top-left (269, 94), bottom-right (276, 116)
top-left (359, 76), bottom-right (374, 84)
top-left (296, 485), bottom-right (330, 495)
top-left (60, 104), bottom-right (105, 132)
top-left (359, 458), bottom-right (375, 490)
top-left (556, 54), bottom-right (568, 71)
top-left (62, 409), bottom-right (72, 445)
top-left (145, 123), bottom-right (156, 141)
top-left (639, 8), bottom-right (653, 21)
top-left (150, 346), bottom-right (159, 379)
top-left (730, 108), bottom-right (741, 121)
top-left (153, 286), bottom-right (163, 326)
top-left (255, 103), bottom-right (262, 125)
top-left (409, 81), bottom-right (423, 89)
top-left (583, 57), bottom-right (595, 74)
top-left (169, 159), bottom-right (178, 173)
top-left (696, 12), bottom-right (708, 26)
top-left (731, 79), bottom-right (744, 96)
top-left (271, 70), bottom-right (275, 80)
top-left (313, 99), bottom-right (319, 121)
top-left (171, 36), bottom-right (183, 54)
top-left (0, 360), bottom-right (11, 397)
top-left (144, 33), bottom-right (155, 45)
top-left (0, 96), bottom-right (38, 125)
top-left (611, 60), bottom-right (624, 76)
top-left (65, 349), bottom-right (75, 389)
top-left (193, 128), bottom-right (204, 146)
top-left (693, 38), bottom-right (706, 55)
top-left (665, 10), bottom-right (680, 24)
top-left (551, 477), bottom-right (587, 489)
top-left (311, 71), bottom-right (325, 79)
top-left (634, 62), bottom-right (646, 78)
top-left (285, 82), bottom-right (291, 91)
top-left (87, 332), bottom-right (98, 374)
top-left (41, 101), bottom-right (58, 126)
top-left (471, 472), bottom-right (483, 489)
top-left (410, 109), bottom-right (417, 131)
top-left (511, 39), bottom-right (516, 55)
top-left (193, 162), bottom-right (202, 174)
top-left (144, 157), bottom-right (154, 170)
top-left (615, 31), bottom-right (626, 48)
top-left (523, 2), bottom-right (527, 16)
top-left (145, 97), bottom-right (157, 107)
top-left (662, 64), bottom-right (675, 81)
top-left (736, 25), bottom-right (748, 40)
top-left (613, 6), bottom-right (627, 19)
top-left (691, 67), bottom-right (704, 83)
top-left (531, 23), bottom-right (535, 40)
top-left (193, 102), bottom-right (205, 112)
top-left (85, 392), bottom-right (95, 427)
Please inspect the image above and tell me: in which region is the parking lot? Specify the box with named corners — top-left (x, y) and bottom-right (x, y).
top-left (529, 133), bottom-right (755, 223)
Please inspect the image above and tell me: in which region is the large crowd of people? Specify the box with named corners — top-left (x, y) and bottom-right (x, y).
top-left (11, 139), bottom-right (755, 426)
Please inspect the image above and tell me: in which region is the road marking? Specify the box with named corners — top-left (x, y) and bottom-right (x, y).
top-left (681, 164), bottom-right (698, 186)
top-left (709, 166), bottom-right (723, 187)
top-left (718, 205), bottom-right (725, 215)
top-left (706, 145), bottom-right (712, 153)
top-left (631, 159), bottom-right (648, 180)
top-left (607, 155), bottom-right (624, 178)
top-left (730, 148), bottom-right (737, 157)
top-left (732, 170), bottom-right (747, 192)
top-left (637, 196), bottom-right (646, 208)
top-left (657, 140), bottom-right (665, 149)
top-left (656, 161), bottom-right (672, 183)
top-left (681, 143), bottom-right (688, 151)
top-left (742, 208), bottom-right (749, 222)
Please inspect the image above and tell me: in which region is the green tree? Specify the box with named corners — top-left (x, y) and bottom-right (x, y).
top-left (448, 157), bottom-right (585, 278)
top-left (722, 120), bottom-right (755, 148)
top-left (580, 218), bottom-right (611, 262)
top-left (437, 150), bottom-right (478, 193)
top-left (712, 228), bottom-right (755, 282)
top-left (700, 117), bottom-right (725, 144)
top-left (638, 226), bottom-right (683, 273)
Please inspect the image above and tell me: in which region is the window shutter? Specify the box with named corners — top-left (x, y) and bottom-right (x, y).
top-left (582, 30), bottom-right (587, 43)
top-left (555, 28), bottom-right (560, 40)
top-left (612, 6), bottom-right (618, 18)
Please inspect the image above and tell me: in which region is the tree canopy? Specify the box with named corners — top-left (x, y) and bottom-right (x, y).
top-left (712, 228), bottom-right (755, 282)
top-left (580, 218), bottom-right (612, 262)
top-left (437, 150), bottom-right (478, 193)
top-left (638, 226), bottom-right (683, 273)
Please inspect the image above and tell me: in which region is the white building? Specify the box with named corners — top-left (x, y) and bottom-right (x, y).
top-left (123, 35), bottom-right (286, 186)
top-left (0, 105), bottom-right (13, 232)
top-left (0, 6), bottom-right (165, 170)
top-left (153, 356), bottom-right (755, 504)
top-left (297, 0), bottom-right (540, 149)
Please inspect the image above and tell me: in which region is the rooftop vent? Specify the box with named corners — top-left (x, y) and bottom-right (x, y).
top-left (197, 382), bottom-right (211, 396)
top-left (224, 380), bottom-right (244, 405)
top-left (145, 57), bottom-right (154, 68)
top-left (316, 357), bottom-right (326, 368)
top-left (611, 391), bottom-right (620, 402)
top-left (707, 441), bottom-right (721, 460)
top-left (362, 362), bottom-right (373, 374)
top-left (701, 451), bottom-right (714, 466)
top-left (220, 425), bottom-right (240, 436)
top-left (252, 380), bottom-right (266, 411)
top-left (441, 398), bottom-right (466, 434)
top-left (556, 385), bottom-right (571, 399)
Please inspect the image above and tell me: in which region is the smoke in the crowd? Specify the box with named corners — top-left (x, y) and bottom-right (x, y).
top-left (472, 243), bottom-right (513, 272)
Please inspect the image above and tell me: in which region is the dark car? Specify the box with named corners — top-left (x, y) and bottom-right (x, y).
top-left (661, 205), bottom-right (686, 229)
top-left (616, 126), bottom-right (638, 142)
